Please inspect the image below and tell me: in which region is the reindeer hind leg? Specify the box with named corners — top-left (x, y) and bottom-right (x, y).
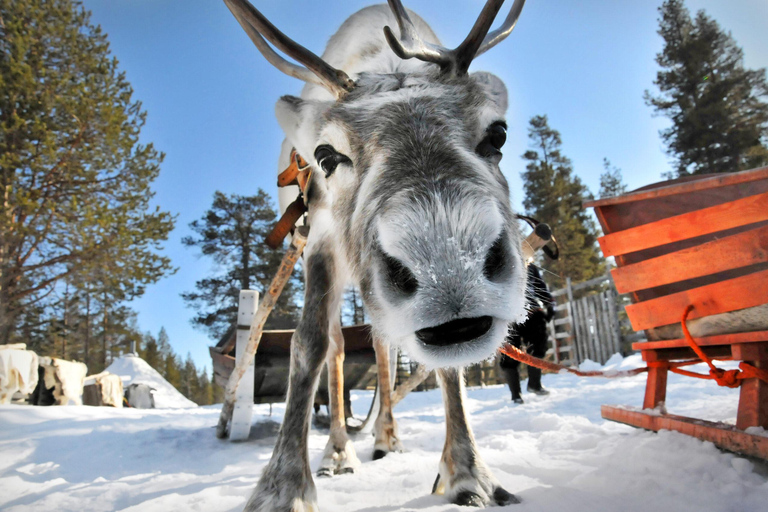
top-left (372, 336), bottom-right (404, 460)
top-left (317, 317), bottom-right (361, 477)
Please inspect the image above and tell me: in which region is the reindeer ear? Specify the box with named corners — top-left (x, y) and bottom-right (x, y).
top-left (471, 72), bottom-right (508, 113)
top-left (275, 96), bottom-right (332, 159)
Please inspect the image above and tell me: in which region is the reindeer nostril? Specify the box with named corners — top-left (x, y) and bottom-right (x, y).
top-left (483, 236), bottom-right (507, 281)
top-left (384, 254), bottom-right (418, 296)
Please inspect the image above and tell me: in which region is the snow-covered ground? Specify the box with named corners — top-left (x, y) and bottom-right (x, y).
top-left (1, 355), bottom-right (767, 512)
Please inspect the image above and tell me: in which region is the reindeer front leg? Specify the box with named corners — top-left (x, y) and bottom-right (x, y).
top-left (372, 336), bottom-right (404, 459)
top-left (245, 251), bottom-right (338, 512)
top-left (433, 368), bottom-right (520, 507)
top-left (317, 319), bottom-right (361, 477)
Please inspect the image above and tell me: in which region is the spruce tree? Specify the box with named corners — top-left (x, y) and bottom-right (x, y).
top-left (599, 158), bottom-right (628, 199)
top-left (521, 115), bottom-right (605, 284)
top-left (182, 190), bottom-right (303, 340)
top-left (645, 0), bottom-right (768, 177)
top-left (0, 0), bottom-right (175, 344)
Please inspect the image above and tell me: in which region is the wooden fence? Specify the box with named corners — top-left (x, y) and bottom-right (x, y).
top-left (548, 274), bottom-right (638, 365)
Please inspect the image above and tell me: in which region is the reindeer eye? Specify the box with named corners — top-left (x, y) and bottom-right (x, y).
top-left (314, 144), bottom-right (350, 177)
top-left (476, 121), bottom-right (507, 159)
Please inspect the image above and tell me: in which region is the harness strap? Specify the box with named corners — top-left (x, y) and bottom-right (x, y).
top-left (266, 149), bottom-right (311, 249)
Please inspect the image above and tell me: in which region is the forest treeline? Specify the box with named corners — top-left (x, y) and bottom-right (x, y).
top-left (1, 0), bottom-right (766, 401)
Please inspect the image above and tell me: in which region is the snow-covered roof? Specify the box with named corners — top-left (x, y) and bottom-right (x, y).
top-left (105, 354), bottom-right (196, 409)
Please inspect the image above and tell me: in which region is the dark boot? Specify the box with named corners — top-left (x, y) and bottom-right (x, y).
top-left (510, 376), bottom-right (524, 404)
top-left (527, 367), bottom-right (549, 396)
top-left (501, 365), bottom-right (524, 403)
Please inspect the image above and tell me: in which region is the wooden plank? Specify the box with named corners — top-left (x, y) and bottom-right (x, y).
top-left (567, 301), bottom-right (580, 364)
top-left (633, 331), bottom-right (768, 352)
top-left (598, 293), bottom-right (613, 361)
top-left (598, 191), bottom-right (768, 257)
top-left (736, 359), bottom-right (768, 430)
top-left (555, 332), bottom-right (572, 340)
top-left (625, 268), bottom-right (768, 331)
top-left (571, 274), bottom-right (611, 292)
top-left (643, 366), bottom-right (668, 409)
top-left (590, 295), bottom-right (605, 363)
top-left (554, 317), bottom-right (572, 326)
top-left (585, 166), bottom-right (768, 209)
top-left (573, 299), bottom-right (586, 362)
top-left (601, 405), bottom-right (768, 460)
top-left (731, 343), bottom-right (768, 361)
top-left (607, 288), bottom-right (622, 355)
top-left (230, 290), bottom-right (259, 442)
top-left (587, 295), bottom-right (599, 363)
top-left (612, 225), bottom-right (768, 294)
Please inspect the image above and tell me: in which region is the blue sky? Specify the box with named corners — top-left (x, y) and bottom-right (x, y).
top-left (80, 0), bottom-right (768, 370)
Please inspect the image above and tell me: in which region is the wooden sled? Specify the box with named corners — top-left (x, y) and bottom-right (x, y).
top-left (210, 323), bottom-right (377, 409)
top-left (586, 166), bottom-right (768, 460)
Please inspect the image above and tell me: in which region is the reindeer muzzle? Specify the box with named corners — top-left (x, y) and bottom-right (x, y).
top-left (416, 316), bottom-right (493, 347)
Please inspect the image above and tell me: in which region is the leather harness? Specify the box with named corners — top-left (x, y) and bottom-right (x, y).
top-left (265, 149), bottom-right (311, 249)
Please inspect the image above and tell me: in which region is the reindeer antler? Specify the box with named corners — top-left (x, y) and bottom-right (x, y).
top-left (384, 0), bottom-right (527, 75)
top-left (223, 0), bottom-right (355, 98)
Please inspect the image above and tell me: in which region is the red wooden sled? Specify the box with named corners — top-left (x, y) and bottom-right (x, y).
top-left (585, 166), bottom-right (768, 460)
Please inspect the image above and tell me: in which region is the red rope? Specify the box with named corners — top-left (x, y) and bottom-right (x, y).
top-left (677, 305), bottom-right (768, 388)
top-left (498, 343), bottom-right (648, 378)
top-left (498, 306), bottom-right (768, 386)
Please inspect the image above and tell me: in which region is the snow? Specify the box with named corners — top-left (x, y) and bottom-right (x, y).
top-left (1, 354), bottom-right (767, 511)
top-left (105, 354), bottom-right (196, 409)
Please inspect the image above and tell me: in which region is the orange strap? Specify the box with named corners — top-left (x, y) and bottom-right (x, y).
top-left (267, 149), bottom-right (312, 248)
top-left (674, 305), bottom-right (768, 388)
top-left (498, 343), bottom-right (648, 379)
top-left (498, 305), bottom-right (768, 386)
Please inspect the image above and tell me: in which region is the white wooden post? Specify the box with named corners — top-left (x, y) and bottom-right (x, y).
top-left (229, 290), bottom-right (259, 441)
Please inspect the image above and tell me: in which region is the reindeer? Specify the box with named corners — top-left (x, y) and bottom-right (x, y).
top-left (223, 0), bottom-right (530, 509)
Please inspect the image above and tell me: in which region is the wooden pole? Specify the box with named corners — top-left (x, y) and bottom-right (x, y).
top-left (391, 364), bottom-right (429, 408)
top-left (216, 226), bottom-right (309, 439)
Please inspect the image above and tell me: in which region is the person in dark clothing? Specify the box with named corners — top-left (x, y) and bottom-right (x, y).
top-left (499, 264), bottom-right (555, 403)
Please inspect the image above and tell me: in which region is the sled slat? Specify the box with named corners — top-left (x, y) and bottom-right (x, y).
top-left (612, 225), bottom-right (768, 293)
top-left (598, 191), bottom-right (768, 257)
top-left (625, 269), bottom-right (768, 331)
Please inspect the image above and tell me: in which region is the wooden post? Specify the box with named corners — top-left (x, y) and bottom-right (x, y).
top-left (643, 365), bottom-right (668, 410)
top-left (391, 364), bottom-right (429, 408)
top-left (216, 226), bottom-right (309, 439)
top-left (566, 278), bottom-right (580, 364)
top-left (732, 343), bottom-right (768, 430)
top-left (229, 290), bottom-right (259, 441)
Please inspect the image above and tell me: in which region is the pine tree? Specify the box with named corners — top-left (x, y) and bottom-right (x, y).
top-left (181, 191), bottom-right (303, 340)
top-left (645, 0), bottom-right (768, 177)
top-left (599, 158), bottom-right (628, 199)
top-left (140, 332), bottom-right (161, 373)
top-left (521, 115), bottom-right (605, 284)
top-left (0, 0), bottom-right (175, 344)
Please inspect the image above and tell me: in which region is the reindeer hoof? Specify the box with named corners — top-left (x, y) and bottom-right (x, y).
top-left (337, 467), bottom-right (355, 475)
top-left (454, 491), bottom-right (485, 507)
top-left (372, 449), bottom-right (387, 460)
top-left (493, 487), bottom-right (521, 505)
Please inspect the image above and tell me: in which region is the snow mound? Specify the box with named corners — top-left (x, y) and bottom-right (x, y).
top-left (105, 354), bottom-right (196, 409)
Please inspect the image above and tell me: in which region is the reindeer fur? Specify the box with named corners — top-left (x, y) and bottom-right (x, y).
top-left (230, 3), bottom-right (529, 510)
